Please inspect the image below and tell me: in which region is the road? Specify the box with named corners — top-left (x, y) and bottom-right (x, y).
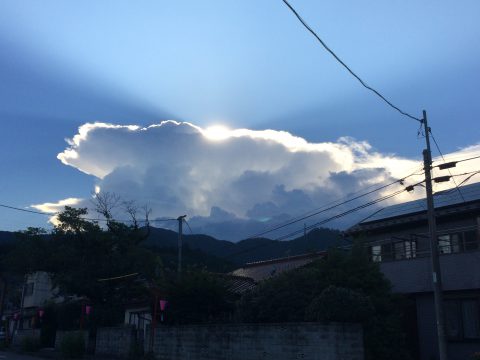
top-left (0, 352), bottom-right (44, 360)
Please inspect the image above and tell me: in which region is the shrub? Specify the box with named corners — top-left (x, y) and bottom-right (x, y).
top-left (60, 332), bottom-right (85, 359)
top-left (21, 335), bottom-right (40, 352)
top-left (305, 285), bottom-right (374, 322)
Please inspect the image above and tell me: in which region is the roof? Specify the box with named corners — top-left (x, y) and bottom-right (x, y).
top-left (231, 252), bottom-right (325, 283)
top-left (222, 275), bottom-right (256, 294)
top-left (348, 182), bottom-right (480, 233)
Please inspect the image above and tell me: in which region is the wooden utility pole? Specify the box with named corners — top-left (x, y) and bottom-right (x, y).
top-left (422, 110), bottom-right (448, 360)
top-left (177, 215), bottom-right (187, 278)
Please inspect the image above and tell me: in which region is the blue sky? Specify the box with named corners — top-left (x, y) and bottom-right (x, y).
top-left (1, 1), bottom-right (480, 237)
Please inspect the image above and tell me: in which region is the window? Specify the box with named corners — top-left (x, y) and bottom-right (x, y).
top-left (445, 299), bottom-right (480, 341)
top-left (464, 230), bottom-right (479, 251)
top-left (371, 245), bottom-right (382, 262)
top-left (438, 233), bottom-right (461, 254)
top-left (394, 240), bottom-right (417, 260)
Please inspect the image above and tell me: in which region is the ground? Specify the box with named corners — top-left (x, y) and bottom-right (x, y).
top-left (0, 352), bottom-right (42, 360)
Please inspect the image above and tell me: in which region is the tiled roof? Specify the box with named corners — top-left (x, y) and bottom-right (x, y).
top-left (223, 275), bottom-right (256, 294)
top-left (231, 252), bottom-right (325, 283)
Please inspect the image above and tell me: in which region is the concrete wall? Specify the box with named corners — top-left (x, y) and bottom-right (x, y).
top-left (147, 323), bottom-right (363, 360)
top-left (95, 326), bottom-right (136, 358)
top-left (12, 329), bottom-right (39, 347)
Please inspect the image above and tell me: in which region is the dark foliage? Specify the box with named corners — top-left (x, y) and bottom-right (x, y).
top-left (237, 244), bottom-right (412, 360)
top-left (162, 270), bottom-right (237, 324)
top-left (60, 332), bottom-right (85, 359)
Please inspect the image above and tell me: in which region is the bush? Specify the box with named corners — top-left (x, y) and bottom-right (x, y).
top-left (305, 285), bottom-right (374, 322)
top-left (21, 335), bottom-right (40, 352)
top-left (60, 332), bottom-right (85, 359)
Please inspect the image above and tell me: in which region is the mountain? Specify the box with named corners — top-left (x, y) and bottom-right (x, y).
top-left (145, 226), bottom-right (346, 266)
top-left (0, 227), bottom-right (346, 271)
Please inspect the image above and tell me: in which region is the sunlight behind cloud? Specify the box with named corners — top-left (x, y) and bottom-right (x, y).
top-left (202, 125), bottom-right (232, 141)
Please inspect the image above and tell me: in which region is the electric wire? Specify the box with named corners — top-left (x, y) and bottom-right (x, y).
top-left (433, 154), bottom-right (480, 168)
top-left (97, 272), bottom-right (139, 282)
top-left (246, 165), bottom-right (424, 239)
top-left (0, 204), bottom-right (53, 216)
top-left (433, 170), bottom-right (480, 196)
top-left (228, 167), bottom-right (480, 259)
top-left (429, 129), bottom-right (465, 202)
top-left (225, 184), bottom-right (416, 259)
top-left (275, 186), bottom-right (411, 241)
top-left (183, 219), bottom-right (193, 234)
top-left (281, 0), bottom-right (421, 123)
top-left (0, 203), bottom-right (176, 225)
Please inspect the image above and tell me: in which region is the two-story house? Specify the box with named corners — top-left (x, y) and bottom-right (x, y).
top-left (348, 182), bottom-right (480, 360)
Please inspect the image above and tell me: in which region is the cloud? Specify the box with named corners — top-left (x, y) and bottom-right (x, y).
top-left (34, 121), bottom-right (480, 240)
top-left (31, 198), bottom-right (83, 214)
top-left (31, 197), bottom-right (83, 227)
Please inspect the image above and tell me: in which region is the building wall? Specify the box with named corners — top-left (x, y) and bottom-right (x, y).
top-left (147, 323), bottom-right (363, 360)
top-left (415, 294), bottom-right (480, 360)
top-left (380, 250), bottom-right (480, 293)
top-left (23, 272), bottom-right (55, 308)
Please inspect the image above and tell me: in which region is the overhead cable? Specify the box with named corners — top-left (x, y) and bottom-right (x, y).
top-left (246, 166), bottom-right (424, 239)
top-left (281, 0), bottom-right (421, 122)
top-left (429, 129), bottom-right (465, 202)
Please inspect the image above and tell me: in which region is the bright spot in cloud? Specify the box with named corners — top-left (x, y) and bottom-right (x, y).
top-left (202, 125), bottom-right (232, 141)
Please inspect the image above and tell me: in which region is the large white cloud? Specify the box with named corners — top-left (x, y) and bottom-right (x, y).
top-left (33, 121), bottom-right (480, 240)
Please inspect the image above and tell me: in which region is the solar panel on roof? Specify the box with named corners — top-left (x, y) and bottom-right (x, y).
top-left (362, 182), bottom-right (480, 223)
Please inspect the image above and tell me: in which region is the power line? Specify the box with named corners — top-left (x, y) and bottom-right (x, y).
top-left (281, 0), bottom-right (421, 123)
top-left (0, 203), bottom-right (177, 225)
top-left (432, 154), bottom-right (480, 168)
top-left (429, 129), bottom-right (465, 202)
top-left (225, 184), bottom-right (416, 259)
top-left (183, 219), bottom-right (193, 234)
top-left (246, 166), bottom-right (424, 239)
top-left (0, 204), bottom-right (53, 216)
top-left (432, 170), bottom-right (480, 196)
top-left (97, 272), bottom-right (139, 282)
top-left (275, 186), bottom-right (411, 241)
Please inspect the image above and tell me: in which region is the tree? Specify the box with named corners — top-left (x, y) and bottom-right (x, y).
top-left (163, 270), bottom-right (236, 324)
top-left (6, 206), bottom-right (160, 327)
top-left (237, 244), bottom-right (412, 360)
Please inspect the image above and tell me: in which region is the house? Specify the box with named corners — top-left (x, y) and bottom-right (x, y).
top-left (347, 182), bottom-right (480, 360)
top-left (2, 271), bottom-right (61, 345)
top-left (231, 251), bottom-right (325, 283)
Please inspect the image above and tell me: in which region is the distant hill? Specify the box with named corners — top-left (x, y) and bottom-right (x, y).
top-left (145, 226), bottom-right (346, 266)
top-left (0, 231), bottom-right (16, 243)
top-left (0, 227), bottom-right (346, 270)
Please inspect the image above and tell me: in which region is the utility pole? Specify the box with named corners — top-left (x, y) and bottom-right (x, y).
top-left (177, 215), bottom-right (187, 278)
top-left (304, 223), bottom-right (308, 252)
top-left (422, 110), bottom-right (448, 360)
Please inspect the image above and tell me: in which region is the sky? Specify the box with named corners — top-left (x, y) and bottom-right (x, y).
top-left (1, 1), bottom-right (480, 240)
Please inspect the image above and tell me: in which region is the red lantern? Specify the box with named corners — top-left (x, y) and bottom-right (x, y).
top-left (159, 300), bottom-right (168, 311)
top-left (85, 305), bottom-right (92, 315)
top-left (38, 309), bottom-right (45, 318)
